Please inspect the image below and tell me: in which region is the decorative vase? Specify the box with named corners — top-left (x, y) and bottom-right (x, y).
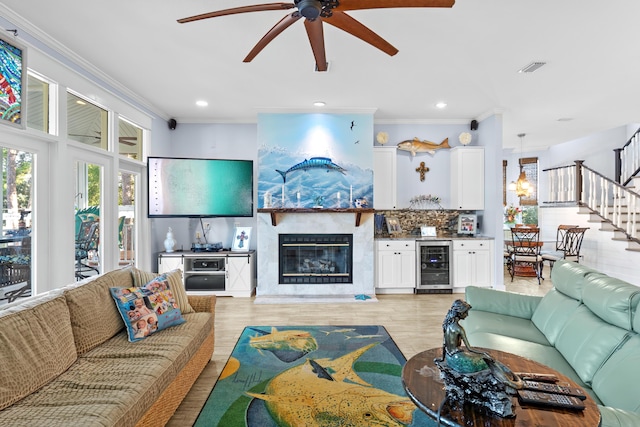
top-left (507, 215), bottom-right (515, 223)
top-left (164, 227), bottom-right (176, 253)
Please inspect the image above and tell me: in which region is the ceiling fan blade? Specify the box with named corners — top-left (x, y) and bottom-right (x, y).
top-left (178, 3), bottom-right (295, 24)
top-left (243, 13), bottom-right (302, 63)
top-left (324, 11), bottom-right (398, 56)
top-left (304, 19), bottom-right (327, 72)
top-left (335, 0), bottom-right (455, 12)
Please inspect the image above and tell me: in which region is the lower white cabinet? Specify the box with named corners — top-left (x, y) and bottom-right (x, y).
top-left (452, 240), bottom-right (494, 290)
top-left (375, 240), bottom-right (416, 294)
top-left (158, 251), bottom-right (256, 297)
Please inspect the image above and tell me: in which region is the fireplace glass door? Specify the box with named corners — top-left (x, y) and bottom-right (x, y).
top-left (279, 234), bottom-right (353, 284)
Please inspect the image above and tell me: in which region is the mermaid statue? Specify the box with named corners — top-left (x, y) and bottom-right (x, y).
top-left (434, 299), bottom-right (522, 417)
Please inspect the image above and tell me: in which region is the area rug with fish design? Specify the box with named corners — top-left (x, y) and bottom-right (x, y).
top-left (194, 325), bottom-right (438, 427)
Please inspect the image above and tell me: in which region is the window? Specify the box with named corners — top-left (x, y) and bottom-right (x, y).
top-left (519, 157), bottom-right (538, 206)
top-left (1, 148), bottom-right (33, 301)
top-left (67, 92), bottom-right (108, 150)
top-left (26, 73), bottom-right (51, 133)
top-left (118, 118), bottom-right (143, 160)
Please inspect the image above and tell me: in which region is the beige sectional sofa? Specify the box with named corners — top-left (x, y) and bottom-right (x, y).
top-left (0, 267), bottom-right (216, 427)
top-left (463, 260), bottom-right (640, 427)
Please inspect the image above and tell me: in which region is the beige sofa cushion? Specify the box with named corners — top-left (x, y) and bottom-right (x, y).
top-left (0, 312), bottom-right (213, 427)
top-left (63, 268), bottom-right (134, 354)
top-left (0, 290), bottom-right (77, 411)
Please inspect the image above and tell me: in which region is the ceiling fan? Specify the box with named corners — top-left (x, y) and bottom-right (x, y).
top-left (178, 0), bottom-right (455, 71)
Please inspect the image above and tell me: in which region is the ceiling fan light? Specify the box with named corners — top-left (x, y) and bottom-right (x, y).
top-left (508, 181), bottom-right (517, 191)
top-left (297, 0), bottom-right (321, 19)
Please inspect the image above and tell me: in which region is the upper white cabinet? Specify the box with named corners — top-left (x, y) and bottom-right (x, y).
top-left (450, 147), bottom-right (484, 210)
top-left (373, 147), bottom-right (397, 209)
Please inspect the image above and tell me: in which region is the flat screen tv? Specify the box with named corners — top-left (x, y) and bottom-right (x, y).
top-left (148, 157), bottom-right (253, 217)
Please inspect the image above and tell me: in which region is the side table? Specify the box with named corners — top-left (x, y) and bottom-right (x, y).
top-left (402, 347), bottom-right (600, 427)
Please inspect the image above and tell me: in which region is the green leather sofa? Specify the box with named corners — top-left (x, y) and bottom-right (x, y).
top-left (463, 260), bottom-right (640, 427)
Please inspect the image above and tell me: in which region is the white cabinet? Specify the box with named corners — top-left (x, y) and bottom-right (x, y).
top-left (375, 240), bottom-right (416, 294)
top-left (373, 147), bottom-right (397, 209)
top-left (450, 147), bottom-right (484, 210)
top-left (158, 251), bottom-right (256, 297)
top-left (452, 240), bottom-right (494, 290)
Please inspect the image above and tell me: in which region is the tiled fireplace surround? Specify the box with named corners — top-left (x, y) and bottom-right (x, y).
top-left (257, 212), bottom-right (374, 297)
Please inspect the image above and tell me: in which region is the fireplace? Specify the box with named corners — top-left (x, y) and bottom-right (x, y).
top-left (279, 234), bottom-right (353, 284)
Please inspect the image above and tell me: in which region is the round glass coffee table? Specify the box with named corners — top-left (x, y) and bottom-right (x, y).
top-left (402, 347), bottom-right (601, 427)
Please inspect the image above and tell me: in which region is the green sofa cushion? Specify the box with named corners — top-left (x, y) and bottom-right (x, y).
top-left (465, 286), bottom-right (542, 319)
top-left (531, 288), bottom-right (581, 345)
top-left (463, 311), bottom-right (550, 345)
top-left (599, 405), bottom-right (640, 427)
top-left (550, 259), bottom-right (598, 300)
top-left (581, 274), bottom-right (640, 331)
top-left (464, 331), bottom-right (595, 398)
top-left (591, 334), bottom-right (640, 413)
top-left (555, 305), bottom-right (630, 385)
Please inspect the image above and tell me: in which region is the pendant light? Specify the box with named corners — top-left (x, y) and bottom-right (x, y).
top-left (509, 133), bottom-right (533, 197)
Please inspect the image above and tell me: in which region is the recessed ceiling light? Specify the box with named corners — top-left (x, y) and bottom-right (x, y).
top-left (518, 61), bottom-right (547, 73)
top-left (196, 100), bottom-right (208, 107)
top-left (313, 101), bottom-right (326, 107)
top-left (436, 102), bottom-right (447, 109)
top-left (76, 100), bottom-right (86, 105)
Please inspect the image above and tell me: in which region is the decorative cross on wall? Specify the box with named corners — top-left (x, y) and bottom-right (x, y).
top-left (416, 161), bottom-right (430, 181)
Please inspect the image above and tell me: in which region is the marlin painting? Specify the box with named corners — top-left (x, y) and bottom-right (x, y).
top-left (246, 343), bottom-right (416, 426)
top-left (276, 157), bottom-right (347, 183)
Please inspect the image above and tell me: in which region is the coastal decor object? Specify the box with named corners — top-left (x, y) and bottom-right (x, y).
top-left (386, 216), bottom-right (402, 234)
top-left (415, 161), bottom-right (430, 181)
top-left (409, 194), bottom-right (442, 209)
top-left (177, 1), bottom-right (455, 73)
top-left (232, 226), bottom-right (252, 251)
top-left (163, 227), bottom-right (176, 253)
top-left (397, 137), bottom-right (450, 156)
top-left (276, 157), bottom-right (346, 183)
top-left (194, 325), bottom-right (424, 427)
top-left (0, 32), bottom-right (25, 128)
top-left (376, 131), bottom-right (389, 145)
top-left (458, 132), bottom-right (472, 145)
top-left (434, 300), bottom-right (523, 418)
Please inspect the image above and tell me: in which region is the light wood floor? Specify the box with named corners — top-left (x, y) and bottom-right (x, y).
top-left (167, 265), bottom-right (554, 426)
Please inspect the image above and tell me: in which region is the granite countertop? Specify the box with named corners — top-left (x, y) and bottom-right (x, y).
top-left (375, 234), bottom-right (494, 241)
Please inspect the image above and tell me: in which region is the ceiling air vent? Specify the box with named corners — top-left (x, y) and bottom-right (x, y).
top-left (518, 62), bottom-right (546, 73)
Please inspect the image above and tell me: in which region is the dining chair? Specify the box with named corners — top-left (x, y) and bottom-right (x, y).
top-left (541, 226), bottom-right (589, 270)
top-left (509, 226), bottom-right (544, 285)
top-left (75, 220), bottom-right (100, 280)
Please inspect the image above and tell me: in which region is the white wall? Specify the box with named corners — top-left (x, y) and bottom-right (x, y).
top-left (149, 123), bottom-right (259, 270)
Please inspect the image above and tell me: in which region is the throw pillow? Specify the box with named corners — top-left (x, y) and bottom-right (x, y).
top-left (129, 267), bottom-right (194, 314)
top-left (110, 273), bottom-right (185, 342)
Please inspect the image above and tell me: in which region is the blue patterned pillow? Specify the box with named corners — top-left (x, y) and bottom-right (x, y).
top-left (110, 273), bottom-right (185, 342)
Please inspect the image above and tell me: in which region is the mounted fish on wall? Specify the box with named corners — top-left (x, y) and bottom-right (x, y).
top-left (397, 137), bottom-right (450, 156)
top-left (258, 113), bottom-right (374, 208)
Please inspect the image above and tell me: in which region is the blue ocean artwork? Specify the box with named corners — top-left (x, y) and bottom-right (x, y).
top-left (258, 113), bottom-right (374, 208)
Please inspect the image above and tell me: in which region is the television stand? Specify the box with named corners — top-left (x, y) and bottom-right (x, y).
top-left (157, 250), bottom-right (255, 297)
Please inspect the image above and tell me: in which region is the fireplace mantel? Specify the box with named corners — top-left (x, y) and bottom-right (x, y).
top-left (257, 208), bottom-right (375, 227)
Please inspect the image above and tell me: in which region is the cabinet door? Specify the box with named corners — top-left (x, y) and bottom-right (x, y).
top-left (373, 147), bottom-right (397, 209)
top-left (452, 250), bottom-right (473, 287)
top-left (158, 255), bottom-right (183, 274)
top-left (397, 250), bottom-right (417, 287)
top-left (472, 249), bottom-right (492, 287)
top-left (451, 147), bottom-right (484, 210)
top-left (226, 255), bottom-right (253, 292)
top-left (376, 250), bottom-right (398, 288)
